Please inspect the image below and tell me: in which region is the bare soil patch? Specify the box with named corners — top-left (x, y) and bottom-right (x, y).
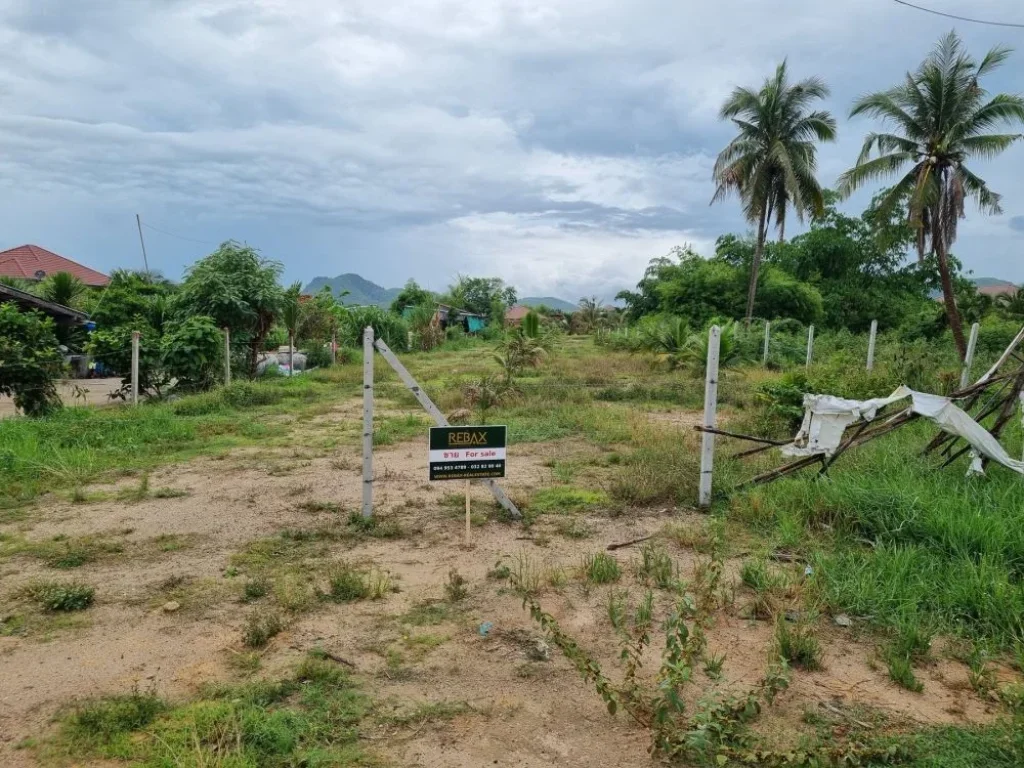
top-left (0, 405), bottom-right (1011, 767)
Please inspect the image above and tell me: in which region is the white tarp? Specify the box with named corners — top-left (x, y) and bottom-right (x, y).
top-left (781, 385), bottom-right (1024, 475)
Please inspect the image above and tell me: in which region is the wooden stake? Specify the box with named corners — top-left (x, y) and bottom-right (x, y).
top-left (362, 326), bottom-right (374, 518)
top-left (465, 480), bottom-right (472, 546)
top-left (699, 325), bottom-right (721, 508)
top-left (866, 320), bottom-right (877, 371)
top-left (130, 330), bottom-right (140, 406)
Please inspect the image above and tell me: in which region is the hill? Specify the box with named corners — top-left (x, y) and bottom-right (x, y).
top-left (303, 274), bottom-right (400, 307)
top-left (972, 277), bottom-right (1017, 289)
top-left (520, 296), bottom-right (577, 312)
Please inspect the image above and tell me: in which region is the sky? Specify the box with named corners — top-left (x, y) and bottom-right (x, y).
top-left (1, 0), bottom-right (1024, 302)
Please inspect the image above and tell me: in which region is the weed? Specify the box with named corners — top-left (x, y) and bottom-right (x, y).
top-left (487, 561), bottom-right (512, 580)
top-left (346, 510), bottom-right (403, 538)
top-left (227, 650), bottom-right (262, 674)
top-left (152, 487), bottom-right (189, 499)
top-left (703, 651), bottom-right (726, 680)
top-left (22, 581), bottom-right (95, 612)
top-left (242, 575), bottom-right (271, 602)
top-left (555, 517), bottom-right (593, 539)
top-left (607, 588), bottom-right (629, 630)
top-left (241, 610), bottom-right (283, 648)
top-left (324, 563), bottom-right (370, 602)
top-left (297, 499), bottom-right (341, 514)
top-left (775, 619), bottom-right (822, 671)
top-left (636, 543), bottom-right (677, 589)
top-left (366, 568), bottom-right (394, 600)
top-left (445, 569), bottom-right (469, 602)
top-left (400, 601), bottom-right (455, 626)
top-left (886, 653), bottom-right (924, 693)
top-left (510, 552), bottom-right (544, 596)
top-left (273, 573), bottom-right (317, 613)
top-left (582, 552), bottom-right (622, 584)
top-left (530, 486), bottom-right (607, 514)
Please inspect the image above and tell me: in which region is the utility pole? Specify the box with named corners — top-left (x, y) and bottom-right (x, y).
top-left (135, 214), bottom-right (150, 275)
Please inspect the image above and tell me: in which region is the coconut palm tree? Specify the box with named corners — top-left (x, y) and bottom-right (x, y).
top-left (712, 61), bottom-right (837, 326)
top-left (838, 32), bottom-right (1024, 360)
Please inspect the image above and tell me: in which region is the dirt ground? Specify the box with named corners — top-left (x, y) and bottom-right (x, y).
top-left (0, 403), bottom-right (1012, 767)
top-left (0, 378), bottom-right (123, 418)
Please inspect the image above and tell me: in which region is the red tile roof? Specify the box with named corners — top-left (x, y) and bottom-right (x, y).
top-left (978, 283), bottom-right (1018, 298)
top-left (505, 304), bottom-right (530, 323)
top-left (0, 244), bottom-right (110, 286)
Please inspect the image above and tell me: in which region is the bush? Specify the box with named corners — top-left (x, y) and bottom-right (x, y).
top-left (302, 343), bottom-right (332, 369)
top-left (0, 303), bottom-right (65, 416)
top-left (160, 316), bottom-right (223, 393)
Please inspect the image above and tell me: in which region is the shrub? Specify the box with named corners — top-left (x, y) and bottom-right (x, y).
top-left (241, 611), bottom-right (283, 648)
top-left (303, 343), bottom-right (332, 369)
top-left (0, 303), bottom-right (65, 416)
top-left (160, 316), bottom-right (224, 392)
top-left (24, 581), bottom-right (95, 611)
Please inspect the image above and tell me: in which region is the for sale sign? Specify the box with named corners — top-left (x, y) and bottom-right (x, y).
top-left (428, 425), bottom-right (507, 481)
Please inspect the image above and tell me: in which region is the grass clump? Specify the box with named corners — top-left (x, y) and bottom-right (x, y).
top-left (775, 619), bottom-right (822, 671)
top-left (582, 552), bottom-right (622, 584)
top-left (243, 575), bottom-right (271, 602)
top-left (47, 654), bottom-right (371, 766)
top-left (241, 610), bottom-right (284, 648)
top-left (445, 569), bottom-right (469, 602)
top-left (554, 517), bottom-right (593, 539)
top-left (635, 543), bottom-right (677, 589)
top-left (22, 581), bottom-right (95, 612)
top-left (324, 563), bottom-right (371, 602)
top-left (346, 510), bottom-right (403, 539)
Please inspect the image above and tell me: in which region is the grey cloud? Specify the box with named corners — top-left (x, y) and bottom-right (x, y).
top-left (1010, 216), bottom-right (1024, 233)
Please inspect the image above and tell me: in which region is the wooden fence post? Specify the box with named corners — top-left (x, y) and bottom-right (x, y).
top-left (699, 325), bottom-right (721, 508)
top-left (131, 331), bottom-right (140, 406)
top-left (866, 320), bottom-right (877, 372)
top-left (805, 325), bottom-right (815, 368)
top-left (362, 326), bottom-right (374, 518)
top-left (223, 327), bottom-right (231, 386)
top-left (960, 322), bottom-right (980, 389)
top-left (762, 321), bottom-right (770, 366)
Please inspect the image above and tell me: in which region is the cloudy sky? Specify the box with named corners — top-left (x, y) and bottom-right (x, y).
top-left (2, 0), bottom-right (1024, 300)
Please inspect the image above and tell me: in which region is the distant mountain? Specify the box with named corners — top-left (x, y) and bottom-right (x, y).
top-left (520, 296), bottom-right (577, 312)
top-left (303, 274), bottom-right (400, 307)
top-left (972, 277), bottom-right (1017, 289)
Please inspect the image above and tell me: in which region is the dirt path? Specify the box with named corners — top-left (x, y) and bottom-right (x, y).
top-left (0, 408), bottom-right (1011, 766)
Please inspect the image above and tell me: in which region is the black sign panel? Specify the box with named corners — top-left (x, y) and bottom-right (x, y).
top-left (428, 425), bottom-right (507, 481)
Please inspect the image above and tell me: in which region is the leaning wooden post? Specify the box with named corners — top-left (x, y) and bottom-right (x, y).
top-left (699, 325), bottom-right (721, 508)
top-left (130, 330), bottom-right (140, 406)
top-left (960, 322), bottom-right (980, 389)
top-left (805, 325), bottom-right (815, 368)
top-left (223, 327), bottom-right (231, 386)
top-left (762, 321), bottom-right (770, 366)
top-left (866, 320), bottom-right (877, 371)
top-left (362, 326), bottom-right (374, 518)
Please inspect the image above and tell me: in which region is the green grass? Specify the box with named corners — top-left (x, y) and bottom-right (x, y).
top-left (241, 610), bottom-right (284, 648)
top-left (46, 654), bottom-right (371, 766)
top-left (774, 618), bottom-right (822, 671)
top-left (20, 581), bottom-right (95, 612)
top-left (876, 719), bottom-right (1024, 766)
top-left (529, 486), bottom-right (607, 514)
top-left (582, 552), bottom-right (622, 584)
top-left (732, 423), bottom-right (1024, 649)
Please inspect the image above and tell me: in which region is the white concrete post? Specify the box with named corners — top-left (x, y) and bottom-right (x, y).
top-left (866, 320), bottom-right (878, 371)
top-left (762, 321), bottom-right (770, 366)
top-left (289, 333), bottom-right (295, 377)
top-left (223, 327), bottom-right (231, 386)
top-left (362, 326), bottom-right (374, 518)
top-left (331, 329), bottom-right (337, 366)
top-left (960, 322), bottom-right (980, 389)
top-left (805, 325), bottom-right (815, 368)
top-left (130, 331), bottom-right (140, 406)
top-left (699, 325), bottom-right (721, 508)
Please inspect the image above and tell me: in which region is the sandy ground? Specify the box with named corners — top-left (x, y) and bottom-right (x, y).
top-left (0, 378), bottom-right (123, 418)
top-left (0, 405), bottom-right (1014, 767)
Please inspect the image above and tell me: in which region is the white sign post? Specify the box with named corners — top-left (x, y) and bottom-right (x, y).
top-left (699, 325), bottom-right (721, 508)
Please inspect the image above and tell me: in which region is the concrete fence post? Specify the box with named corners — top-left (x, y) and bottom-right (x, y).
top-left (130, 331), bottom-right (140, 406)
top-left (762, 321), bottom-right (770, 366)
top-left (961, 322), bottom-right (980, 389)
top-left (362, 326), bottom-right (375, 518)
top-left (223, 327), bottom-right (231, 386)
top-left (699, 325), bottom-right (721, 508)
top-left (866, 319), bottom-right (878, 372)
top-left (805, 325), bottom-right (815, 368)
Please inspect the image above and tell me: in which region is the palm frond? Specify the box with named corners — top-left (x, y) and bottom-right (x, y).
top-left (837, 152), bottom-right (915, 198)
top-left (960, 133), bottom-right (1022, 159)
top-left (957, 164), bottom-right (1003, 216)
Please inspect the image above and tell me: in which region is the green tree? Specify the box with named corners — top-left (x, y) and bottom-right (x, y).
top-left (0, 304), bottom-right (64, 416)
top-left (174, 241), bottom-right (283, 377)
top-left (838, 32), bottom-right (1024, 360)
top-left (712, 61), bottom-right (837, 325)
top-left (444, 276), bottom-right (516, 321)
top-left (87, 269), bottom-right (174, 332)
top-left (390, 280), bottom-right (433, 314)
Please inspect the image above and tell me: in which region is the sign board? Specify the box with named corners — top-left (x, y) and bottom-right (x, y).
top-left (429, 425), bottom-right (507, 481)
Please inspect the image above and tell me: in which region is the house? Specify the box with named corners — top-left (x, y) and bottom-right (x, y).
top-left (505, 304), bottom-right (531, 325)
top-left (0, 281), bottom-right (88, 325)
top-left (977, 283), bottom-right (1019, 299)
top-left (0, 244), bottom-right (110, 287)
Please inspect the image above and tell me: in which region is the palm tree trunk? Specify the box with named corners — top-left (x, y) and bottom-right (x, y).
top-left (745, 206), bottom-right (768, 327)
top-left (936, 240), bottom-right (967, 361)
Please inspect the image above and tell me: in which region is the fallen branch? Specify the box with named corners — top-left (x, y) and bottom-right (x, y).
top-left (606, 535), bottom-right (654, 551)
